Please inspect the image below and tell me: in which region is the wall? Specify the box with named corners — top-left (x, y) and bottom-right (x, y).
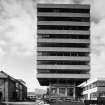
top-left (0, 79), bottom-right (5, 101)
top-left (8, 79), bottom-right (16, 101)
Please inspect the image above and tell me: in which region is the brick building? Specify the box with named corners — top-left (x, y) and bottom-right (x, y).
top-left (0, 71), bottom-right (27, 101)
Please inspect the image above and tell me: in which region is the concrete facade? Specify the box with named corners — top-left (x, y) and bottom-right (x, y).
top-left (37, 4), bottom-right (90, 100)
top-left (0, 71), bottom-right (27, 101)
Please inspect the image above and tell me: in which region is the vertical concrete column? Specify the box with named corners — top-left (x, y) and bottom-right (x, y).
top-left (57, 87), bottom-right (59, 96)
top-left (49, 85), bottom-right (51, 95)
top-left (73, 82), bottom-right (76, 100)
top-left (65, 88), bottom-right (67, 96)
top-left (5, 80), bottom-right (8, 102)
top-left (73, 87), bottom-right (76, 100)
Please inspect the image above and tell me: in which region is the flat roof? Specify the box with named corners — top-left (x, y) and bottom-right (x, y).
top-left (37, 3), bottom-right (90, 9)
top-left (79, 78), bottom-right (105, 87)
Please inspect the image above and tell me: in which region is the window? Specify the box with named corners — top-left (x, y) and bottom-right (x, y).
top-left (83, 87), bottom-right (85, 91)
top-left (67, 88), bottom-right (73, 96)
top-left (88, 84), bottom-right (91, 89)
top-left (38, 34), bottom-right (90, 39)
top-left (37, 51), bottom-right (89, 56)
top-left (101, 82), bottom-right (105, 86)
top-left (38, 25), bottom-right (89, 30)
top-left (38, 69), bottom-right (88, 74)
top-left (85, 86), bottom-right (88, 90)
top-left (37, 42), bottom-right (89, 48)
top-left (100, 92), bottom-right (105, 97)
top-left (16, 83), bottom-right (19, 88)
top-left (0, 79), bottom-right (4, 86)
top-left (59, 88), bottom-right (65, 96)
top-left (51, 88), bottom-right (57, 95)
top-left (97, 81), bottom-right (105, 87)
top-left (37, 52), bottom-right (43, 56)
top-left (19, 85), bottom-right (22, 90)
top-left (38, 8), bottom-right (90, 13)
top-left (92, 82), bottom-right (97, 88)
top-left (84, 94), bottom-right (88, 100)
top-left (37, 60), bottom-right (89, 65)
top-left (38, 16), bottom-right (90, 22)
top-left (90, 92), bottom-right (98, 98)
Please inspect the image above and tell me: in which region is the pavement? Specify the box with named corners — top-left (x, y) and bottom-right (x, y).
top-left (1, 100), bottom-right (50, 105)
top-left (1, 101), bottom-right (85, 105)
top-left (2, 102), bottom-right (40, 105)
top-left (50, 101), bottom-right (85, 105)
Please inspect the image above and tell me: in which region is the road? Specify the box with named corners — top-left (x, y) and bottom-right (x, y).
top-left (2, 102), bottom-right (36, 105)
top-left (1, 99), bottom-right (48, 105)
top-left (2, 101), bottom-right (84, 105)
top-left (2, 102), bottom-right (48, 105)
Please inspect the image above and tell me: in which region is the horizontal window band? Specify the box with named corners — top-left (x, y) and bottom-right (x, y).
top-left (38, 8), bottom-right (89, 13)
top-left (38, 16), bottom-right (90, 22)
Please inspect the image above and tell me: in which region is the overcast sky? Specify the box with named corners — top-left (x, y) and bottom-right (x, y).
top-left (0, 0), bottom-right (105, 91)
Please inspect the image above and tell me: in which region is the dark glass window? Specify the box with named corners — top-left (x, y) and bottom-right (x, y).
top-left (90, 92), bottom-right (98, 98)
top-left (38, 25), bottom-right (89, 30)
top-left (38, 16), bottom-right (90, 22)
top-left (38, 8), bottom-right (90, 13)
top-left (96, 81), bottom-right (105, 87)
top-left (38, 34), bottom-right (90, 39)
top-left (37, 60), bottom-right (89, 65)
top-left (38, 69), bottom-right (89, 74)
top-left (37, 42), bottom-right (89, 48)
top-left (51, 88), bottom-right (57, 95)
top-left (67, 88), bottom-right (73, 96)
top-left (92, 82), bottom-right (97, 88)
top-left (59, 88), bottom-right (66, 96)
top-left (38, 51), bottom-right (89, 56)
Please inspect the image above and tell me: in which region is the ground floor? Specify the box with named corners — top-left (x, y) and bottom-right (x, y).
top-left (46, 83), bottom-right (82, 101)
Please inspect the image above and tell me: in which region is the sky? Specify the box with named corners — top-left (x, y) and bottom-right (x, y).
top-left (0, 0), bottom-right (105, 91)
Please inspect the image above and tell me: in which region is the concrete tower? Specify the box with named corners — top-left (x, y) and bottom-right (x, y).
top-left (37, 4), bottom-right (90, 100)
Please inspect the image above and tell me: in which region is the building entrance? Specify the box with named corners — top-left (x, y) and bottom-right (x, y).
top-left (49, 84), bottom-right (75, 101)
top-left (0, 92), bottom-right (2, 101)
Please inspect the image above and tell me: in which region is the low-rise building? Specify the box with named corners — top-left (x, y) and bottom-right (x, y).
top-left (35, 88), bottom-right (46, 99)
top-left (80, 78), bottom-right (105, 100)
top-left (27, 89), bottom-right (46, 101)
top-left (27, 92), bottom-right (36, 101)
top-left (0, 71), bottom-right (27, 101)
